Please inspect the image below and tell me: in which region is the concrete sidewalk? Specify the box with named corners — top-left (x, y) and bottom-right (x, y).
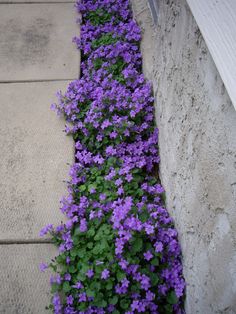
top-left (0, 2), bottom-right (79, 312)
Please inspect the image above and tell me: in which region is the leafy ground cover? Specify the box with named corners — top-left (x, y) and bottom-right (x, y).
top-left (40, 1), bottom-right (185, 313)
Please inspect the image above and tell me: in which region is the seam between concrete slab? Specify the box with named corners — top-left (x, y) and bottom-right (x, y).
top-left (0, 239), bottom-right (53, 244)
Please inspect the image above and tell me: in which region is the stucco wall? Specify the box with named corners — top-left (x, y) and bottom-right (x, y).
top-left (131, 0), bottom-right (236, 313)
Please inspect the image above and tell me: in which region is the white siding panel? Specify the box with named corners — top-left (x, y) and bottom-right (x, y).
top-left (186, 0), bottom-right (236, 110)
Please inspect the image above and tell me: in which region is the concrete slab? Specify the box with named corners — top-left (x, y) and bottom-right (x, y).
top-left (0, 81), bottom-right (74, 240)
top-left (0, 244), bottom-right (57, 313)
top-left (0, 3), bottom-right (79, 81)
top-left (0, 1), bottom-right (73, 2)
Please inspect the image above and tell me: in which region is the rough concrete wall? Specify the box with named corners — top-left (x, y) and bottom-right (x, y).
top-left (131, 1), bottom-right (236, 313)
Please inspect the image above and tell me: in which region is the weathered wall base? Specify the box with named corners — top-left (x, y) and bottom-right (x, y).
top-left (131, 0), bottom-right (236, 313)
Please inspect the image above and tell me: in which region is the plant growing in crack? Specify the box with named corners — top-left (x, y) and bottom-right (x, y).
top-left (40, 1), bottom-right (185, 313)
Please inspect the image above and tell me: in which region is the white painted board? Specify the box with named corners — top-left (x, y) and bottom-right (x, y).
top-left (186, 0), bottom-right (236, 110)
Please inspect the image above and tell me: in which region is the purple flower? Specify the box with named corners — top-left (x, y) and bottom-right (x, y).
top-left (126, 174), bottom-right (133, 182)
top-left (66, 295), bottom-right (74, 305)
top-left (158, 284), bottom-right (168, 295)
top-left (89, 210), bottom-right (96, 220)
top-left (108, 305), bottom-right (115, 312)
top-left (105, 168), bottom-right (116, 180)
top-left (109, 131), bottom-right (118, 138)
top-left (106, 146), bottom-right (117, 156)
top-left (131, 300), bottom-right (139, 311)
top-left (50, 274), bottom-right (61, 285)
top-left (117, 187), bottom-right (124, 195)
top-left (53, 293), bottom-right (62, 314)
top-left (140, 274), bottom-right (151, 290)
top-left (86, 269), bottom-right (94, 278)
top-left (146, 290), bottom-right (155, 301)
top-left (115, 178), bottom-right (123, 186)
top-left (96, 134), bottom-right (103, 141)
top-left (94, 155), bottom-right (104, 164)
top-left (154, 242), bottom-right (163, 253)
top-left (89, 186), bottom-right (96, 194)
top-left (99, 193), bottom-right (106, 201)
top-left (64, 273), bottom-right (71, 281)
top-left (101, 269), bottom-right (110, 279)
top-left (119, 259), bottom-right (128, 270)
top-left (39, 224), bottom-right (53, 237)
top-left (79, 218), bottom-right (87, 232)
top-left (143, 251), bottom-right (153, 261)
top-left (72, 281), bottom-right (83, 289)
top-left (144, 224), bottom-right (154, 235)
top-left (78, 292), bottom-right (87, 302)
top-left (101, 119), bottom-right (112, 129)
top-left (39, 262), bottom-right (48, 272)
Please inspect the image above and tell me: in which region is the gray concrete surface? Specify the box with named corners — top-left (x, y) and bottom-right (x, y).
top-left (0, 244), bottom-right (57, 313)
top-left (0, 0), bottom-right (73, 2)
top-left (131, 0), bottom-right (236, 313)
top-left (0, 1), bottom-right (78, 311)
top-left (0, 3), bottom-right (79, 81)
top-left (0, 81), bottom-right (73, 240)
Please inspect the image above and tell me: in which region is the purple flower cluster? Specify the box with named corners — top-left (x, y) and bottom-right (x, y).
top-left (41, 0), bottom-right (185, 313)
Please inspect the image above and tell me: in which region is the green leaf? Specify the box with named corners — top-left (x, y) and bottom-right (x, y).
top-left (70, 248), bottom-right (78, 257)
top-left (68, 265), bottom-right (77, 273)
top-left (88, 184), bottom-right (97, 192)
top-left (93, 58), bottom-right (103, 70)
top-left (90, 281), bottom-right (101, 291)
top-left (86, 289), bottom-right (95, 297)
top-left (87, 228), bottom-right (95, 237)
top-left (62, 281), bottom-right (71, 293)
top-left (77, 248), bottom-right (86, 258)
top-left (76, 273), bottom-right (86, 282)
top-left (80, 262), bottom-right (90, 273)
top-left (130, 283), bottom-right (139, 293)
top-left (120, 299), bottom-right (130, 310)
top-left (109, 296), bottom-right (118, 305)
top-left (87, 242), bottom-right (93, 249)
top-left (106, 253), bottom-right (114, 262)
top-left (103, 225), bottom-right (111, 235)
top-left (151, 258), bottom-right (159, 266)
top-left (79, 185), bottom-right (86, 192)
top-left (101, 300), bottom-right (107, 307)
top-left (100, 239), bottom-right (108, 250)
top-left (78, 303), bottom-right (87, 311)
top-left (136, 189), bottom-right (144, 197)
top-left (164, 304), bottom-right (173, 313)
top-left (131, 238), bottom-right (143, 253)
top-left (55, 254), bottom-right (65, 264)
top-left (87, 9), bottom-right (112, 26)
top-left (94, 233), bottom-right (101, 241)
top-left (150, 273), bottom-right (159, 286)
top-left (93, 293), bottom-right (106, 307)
top-left (117, 271), bottom-right (125, 282)
top-left (167, 291), bottom-right (178, 305)
top-left (51, 283), bottom-right (59, 293)
top-left (106, 280), bottom-right (113, 290)
top-left (139, 211), bottom-right (149, 222)
top-left (91, 33), bottom-right (118, 49)
top-left (92, 244), bottom-right (101, 255)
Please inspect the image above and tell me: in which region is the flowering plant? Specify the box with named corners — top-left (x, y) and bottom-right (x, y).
top-left (40, 0), bottom-right (185, 313)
